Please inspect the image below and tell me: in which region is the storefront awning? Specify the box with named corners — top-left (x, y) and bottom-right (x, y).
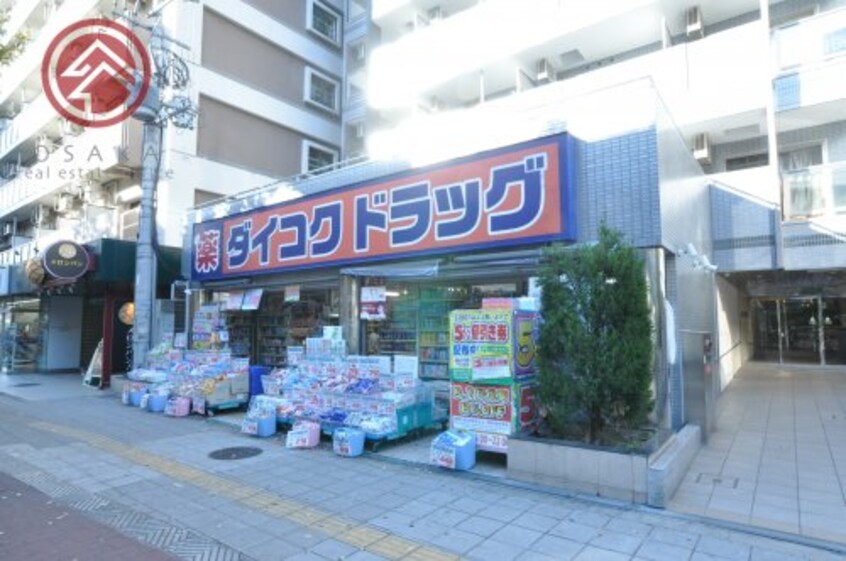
top-left (341, 260), bottom-right (439, 278)
top-left (88, 239), bottom-right (182, 286)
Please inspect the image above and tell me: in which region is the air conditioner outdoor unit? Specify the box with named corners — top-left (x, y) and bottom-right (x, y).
top-left (536, 58), bottom-right (555, 82)
top-left (354, 43), bottom-right (366, 62)
top-left (428, 6), bottom-right (444, 22)
top-left (693, 132), bottom-right (712, 164)
top-left (686, 6), bottom-right (704, 40)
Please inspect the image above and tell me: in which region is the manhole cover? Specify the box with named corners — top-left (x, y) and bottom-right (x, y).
top-left (208, 447), bottom-right (263, 460)
top-left (11, 383), bottom-right (40, 387)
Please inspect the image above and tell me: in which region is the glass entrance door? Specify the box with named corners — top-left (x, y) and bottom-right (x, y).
top-left (781, 298), bottom-right (822, 364)
top-left (753, 297), bottom-right (825, 364)
top-left (823, 297), bottom-right (845, 365)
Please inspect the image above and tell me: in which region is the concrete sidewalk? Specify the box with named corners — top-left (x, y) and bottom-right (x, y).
top-left (1, 373), bottom-right (845, 560)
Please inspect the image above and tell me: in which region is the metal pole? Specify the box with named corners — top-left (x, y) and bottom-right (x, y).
top-left (132, 121), bottom-right (161, 369)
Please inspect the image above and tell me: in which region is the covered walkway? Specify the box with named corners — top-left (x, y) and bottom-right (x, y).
top-left (670, 362), bottom-right (846, 543)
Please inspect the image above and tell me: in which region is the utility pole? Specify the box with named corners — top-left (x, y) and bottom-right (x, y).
top-left (131, 119), bottom-right (161, 369)
top-left (127, 10), bottom-right (196, 369)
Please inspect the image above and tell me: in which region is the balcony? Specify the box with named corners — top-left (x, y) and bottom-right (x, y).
top-left (0, 0), bottom-right (44, 44)
top-left (774, 57), bottom-right (846, 116)
top-left (774, 6), bottom-right (846, 70)
top-left (368, 0), bottom-right (663, 109)
top-left (0, 0), bottom-right (100, 106)
top-left (782, 161), bottom-right (846, 221)
top-left (0, 94), bottom-right (53, 161)
top-left (708, 165), bottom-right (780, 205)
top-left (0, 123), bottom-right (125, 218)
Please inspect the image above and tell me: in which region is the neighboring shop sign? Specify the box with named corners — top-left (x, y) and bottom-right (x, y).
top-left (191, 133), bottom-right (575, 281)
top-left (42, 241), bottom-right (90, 281)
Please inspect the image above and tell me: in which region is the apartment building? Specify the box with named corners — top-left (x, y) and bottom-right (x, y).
top-left (0, 0), bottom-right (344, 375)
top-left (183, 0), bottom-right (846, 437)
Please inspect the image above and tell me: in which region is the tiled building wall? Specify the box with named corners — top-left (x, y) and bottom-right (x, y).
top-left (782, 221), bottom-right (846, 269)
top-left (574, 128), bottom-right (661, 247)
top-left (710, 186), bottom-right (778, 272)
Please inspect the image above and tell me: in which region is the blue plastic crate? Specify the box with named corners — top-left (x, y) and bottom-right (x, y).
top-left (129, 390), bottom-right (145, 407)
top-left (256, 416), bottom-right (276, 437)
top-left (147, 394), bottom-right (168, 413)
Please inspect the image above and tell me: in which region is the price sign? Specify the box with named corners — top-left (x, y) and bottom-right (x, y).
top-left (286, 429), bottom-right (310, 448)
top-left (430, 445), bottom-right (456, 469)
top-left (241, 420), bottom-right (258, 435)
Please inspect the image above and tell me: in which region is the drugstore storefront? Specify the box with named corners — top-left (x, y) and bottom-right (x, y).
top-left (188, 134), bottom-right (575, 381)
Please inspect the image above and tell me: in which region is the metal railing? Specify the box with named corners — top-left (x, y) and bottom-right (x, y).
top-left (782, 161), bottom-right (846, 221)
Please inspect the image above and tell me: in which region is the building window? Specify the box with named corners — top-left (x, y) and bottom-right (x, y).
top-left (725, 152), bottom-right (769, 172)
top-left (302, 140), bottom-right (338, 174)
top-left (308, 0), bottom-right (341, 45)
top-left (305, 67), bottom-right (340, 113)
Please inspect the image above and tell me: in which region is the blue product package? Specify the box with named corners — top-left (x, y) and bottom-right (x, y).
top-left (333, 427), bottom-right (365, 457)
top-left (431, 430), bottom-right (476, 471)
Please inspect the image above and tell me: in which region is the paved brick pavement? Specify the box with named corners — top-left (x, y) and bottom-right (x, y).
top-left (0, 472), bottom-right (176, 560)
top-left (1, 373), bottom-right (846, 561)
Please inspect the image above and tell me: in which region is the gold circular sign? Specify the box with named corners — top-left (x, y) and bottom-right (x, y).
top-left (118, 302), bottom-right (135, 325)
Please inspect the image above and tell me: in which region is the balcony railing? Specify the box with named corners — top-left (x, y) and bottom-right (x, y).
top-left (0, 124), bottom-right (125, 217)
top-left (782, 161), bottom-right (846, 221)
top-left (774, 6), bottom-right (846, 69)
top-left (0, 94), bottom-right (52, 161)
top-left (0, 0), bottom-right (43, 43)
top-left (0, 0), bottom-right (99, 106)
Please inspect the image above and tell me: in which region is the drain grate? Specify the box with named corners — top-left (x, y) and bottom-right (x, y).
top-left (208, 446), bottom-right (263, 460)
top-left (10, 382), bottom-right (40, 387)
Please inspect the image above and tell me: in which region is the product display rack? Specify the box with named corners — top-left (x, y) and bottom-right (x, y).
top-left (256, 295), bottom-right (333, 368)
top-left (417, 287), bottom-right (467, 380)
top-left (257, 294), bottom-right (288, 367)
top-left (225, 312), bottom-right (254, 359)
top-left (378, 288), bottom-right (418, 357)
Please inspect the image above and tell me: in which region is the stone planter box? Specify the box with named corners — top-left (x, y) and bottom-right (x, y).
top-left (507, 424), bottom-right (700, 507)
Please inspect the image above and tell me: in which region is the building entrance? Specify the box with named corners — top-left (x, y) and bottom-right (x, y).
top-left (753, 297), bottom-right (845, 365)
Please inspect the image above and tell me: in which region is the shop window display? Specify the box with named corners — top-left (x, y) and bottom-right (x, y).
top-left (361, 281), bottom-right (524, 380)
top-left (212, 288), bottom-right (339, 367)
top-left (0, 301), bottom-right (42, 370)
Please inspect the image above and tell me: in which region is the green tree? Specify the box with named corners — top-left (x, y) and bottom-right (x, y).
top-left (0, 8), bottom-right (28, 67)
top-left (537, 226), bottom-right (653, 444)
